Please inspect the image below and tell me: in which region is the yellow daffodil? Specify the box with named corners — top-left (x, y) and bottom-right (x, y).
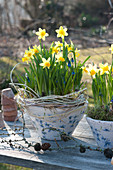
top-left (55, 53), bottom-right (65, 62)
top-left (24, 49), bottom-right (34, 58)
top-left (40, 58), bottom-right (50, 69)
top-left (75, 48), bottom-right (80, 57)
top-left (68, 46), bottom-right (73, 52)
top-left (56, 26), bottom-right (68, 39)
top-left (35, 28), bottom-right (49, 41)
top-left (99, 63), bottom-right (109, 75)
top-left (82, 66), bottom-right (89, 73)
top-left (32, 45), bottom-right (40, 53)
top-left (52, 46), bottom-right (59, 54)
top-left (55, 41), bottom-right (63, 48)
top-left (22, 56), bottom-right (31, 64)
top-left (109, 44), bottom-right (113, 54)
top-left (88, 64), bottom-right (98, 78)
top-left (65, 42), bottom-right (69, 48)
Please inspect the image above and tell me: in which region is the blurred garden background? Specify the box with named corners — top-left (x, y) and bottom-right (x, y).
top-left (0, 0), bottom-right (113, 107)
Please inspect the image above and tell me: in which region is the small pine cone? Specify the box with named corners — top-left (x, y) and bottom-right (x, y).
top-left (34, 143), bottom-right (41, 151)
top-left (41, 143), bottom-right (51, 151)
top-left (80, 145), bottom-right (86, 153)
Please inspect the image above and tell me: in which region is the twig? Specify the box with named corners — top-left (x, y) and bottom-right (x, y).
top-left (54, 138), bottom-right (61, 149)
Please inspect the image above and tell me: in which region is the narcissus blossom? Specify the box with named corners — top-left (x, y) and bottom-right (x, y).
top-left (22, 49), bottom-right (35, 63)
top-left (75, 48), bottom-right (80, 57)
top-left (55, 53), bottom-right (65, 62)
top-left (40, 58), bottom-right (50, 69)
top-left (99, 63), bottom-right (110, 75)
top-left (52, 46), bottom-right (59, 54)
top-left (56, 26), bottom-right (68, 39)
top-left (36, 28), bottom-right (49, 41)
top-left (88, 64), bottom-right (98, 78)
top-left (82, 66), bottom-right (89, 73)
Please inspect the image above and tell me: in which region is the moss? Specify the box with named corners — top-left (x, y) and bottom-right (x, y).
top-left (86, 106), bottom-right (113, 121)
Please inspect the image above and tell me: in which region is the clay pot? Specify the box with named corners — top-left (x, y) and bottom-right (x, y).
top-left (4, 115), bottom-right (17, 122)
top-left (2, 104), bottom-right (17, 112)
top-left (1, 88), bottom-right (18, 122)
top-left (1, 88), bottom-right (14, 98)
top-left (1, 95), bottom-right (15, 105)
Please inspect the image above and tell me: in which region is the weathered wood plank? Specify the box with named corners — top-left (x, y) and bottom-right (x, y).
top-left (0, 112), bottom-right (113, 170)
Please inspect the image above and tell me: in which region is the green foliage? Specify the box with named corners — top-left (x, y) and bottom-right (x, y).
top-left (18, 27), bottom-right (90, 97)
top-left (91, 66), bottom-right (113, 107)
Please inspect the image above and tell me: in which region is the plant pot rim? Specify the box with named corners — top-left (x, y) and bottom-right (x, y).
top-left (85, 114), bottom-right (113, 123)
top-left (16, 89), bottom-right (88, 109)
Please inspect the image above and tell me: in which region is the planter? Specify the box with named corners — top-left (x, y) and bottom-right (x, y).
top-left (86, 116), bottom-right (113, 149)
top-left (1, 88), bottom-right (18, 122)
top-left (24, 102), bottom-right (88, 140)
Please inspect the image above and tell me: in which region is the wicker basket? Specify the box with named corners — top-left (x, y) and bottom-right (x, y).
top-left (10, 63), bottom-right (88, 140)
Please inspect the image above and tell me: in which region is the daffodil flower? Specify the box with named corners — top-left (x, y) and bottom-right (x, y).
top-left (82, 66), bottom-right (89, 73)
top-left (68, 46), bottom-right (73, 52)
top-left (22, 56), bottom-right (31, 64)
top-left (88, 64), bottom-right (98, 78)
top-left (75, 48), bottom-right (80, 57)
top-left (36, 28), bottom-right (49, 41)
top-left (55, 41), bottom-right (63, 48)
top-left (40, 58), bottom-right (50, 69)
top-left (56, 26), bottom-right (68, 39)
top-left (22, 49), bottom-right (35, 63)
top-left (99, 63), bottom-right (110, 75)
top-left (109, 44), bottom-right (113, 54)
top-left (65, 42), bottom-right (69, 48)
top-left (52, 46), bottom-right (59, 54)
top-left (32, 45), bottom-right (40, 53)
top-left (55, 53), bottom-right (65, 62)
top-left (24, 49), bottom-right (35, 58)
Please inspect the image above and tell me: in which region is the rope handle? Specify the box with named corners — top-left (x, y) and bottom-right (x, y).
top-left (10, 62), bottom-right (40, 98)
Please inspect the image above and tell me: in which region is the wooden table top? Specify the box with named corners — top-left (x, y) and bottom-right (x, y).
top-left (0, 111), bottom-right (113, 170)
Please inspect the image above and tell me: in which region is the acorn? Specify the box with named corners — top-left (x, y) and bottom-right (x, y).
top-left (104, 148), bottom-right (113, 158)
top-left (34, 143), bottom-right (41, 151)
top-left (80, 145), bottom-right (86, 153)
top-left (41, 143), bottom-right (51, 151)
